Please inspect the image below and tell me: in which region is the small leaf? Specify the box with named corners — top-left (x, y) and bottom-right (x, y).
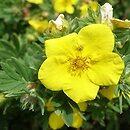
top-left (62, 102), bottom-right (73, 127)
top-left (119, 94), bottom-right (123, 114)
top-left (42, 113), bottom-right (49, 130)
top-left (11, 33), bottom-right (20, 51)
top-left (115, 85), bottom-right (119, 96)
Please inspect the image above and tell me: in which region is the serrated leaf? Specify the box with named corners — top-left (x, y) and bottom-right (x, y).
top-left (11, 58), bottom-right (30, 81)
top-left (0, 49), bottom-right (15, 59)
top-left (0, 81), bottom-right (24, 91)
top-left (1, 62), bottom-right (21, 80)
top-left (0, 39), bottom-right (15, 52)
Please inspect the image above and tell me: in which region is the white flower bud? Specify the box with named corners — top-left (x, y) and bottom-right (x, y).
top-left (49, 14), bottom-right (64, 30)
top-left (101, 3), bottom-right (113, 25)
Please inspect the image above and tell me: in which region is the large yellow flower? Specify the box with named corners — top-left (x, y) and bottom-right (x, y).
top-left (53, 0), bottom-right (78, 14)
top-left (38, 24), bottom-right (124, 103)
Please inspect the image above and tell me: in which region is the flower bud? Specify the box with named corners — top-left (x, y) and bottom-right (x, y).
top-left (49, 14), bottom-right (65, 31)
top-left (101, 3), bottom-right (113, 26)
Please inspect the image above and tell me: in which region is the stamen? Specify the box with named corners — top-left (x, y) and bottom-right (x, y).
top-left (68, 56), bottom-right (91, 76)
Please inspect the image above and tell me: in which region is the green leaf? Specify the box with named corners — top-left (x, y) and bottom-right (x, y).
top-left (119, 94), bottom-right (123, 113)
top-left (1, 62), bottom-right (21, 80)
top-left (0, 57), bottom-right (36, 95)
top-left (37, 95), bottom-right (45, 115)
top-left (123, 54), bottom-right (130, 65)
top-left (108, 103), bottom-right (120, 113)
top-left (62, 102), bottom-right (73, 127)
top-left (68, 98), bottom-right (80, 111)
top-left (11, 58), bottom-right (30, 81)
top-left (11, 33), bottom-right (20, 51)
top-left (51, 92), bottom-right (65, 107)
top-left (0, 71), bottom-right (27, 96)
top-left (91, 107), bottom-right (105, 126)
top-left (115, 85), bottom-right (119, 97)
top-left (42, 113), bottom-right (49, 130)
top-left (0, 39), bottom-right (15, 53)
top-left (0, 49), bottom-right (14, 59)
top-left (125, 96), bottom-right (130, 105)
top-left (5, 82), bottom-right (27, 96)
top-left (118, 41), bottom-right (130, 55)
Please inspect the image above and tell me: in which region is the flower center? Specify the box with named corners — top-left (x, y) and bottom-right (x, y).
top-left (73, 57), bottom-right (86, 68)
top-left (68, 56), bottom-right (91, 76)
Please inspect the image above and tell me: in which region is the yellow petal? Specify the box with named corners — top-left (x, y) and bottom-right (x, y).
top-left (49, 112), bottom-right (64, 130)
top-left (64, 73), bottom-right (99, 103)
top-left (45, 33), bottom-right (78, 57)
top-left (26, 0), bottom-right (43, 4)
top-left (78, 102), bottom-right (87, 112)
top-left (88, 52), bottom-right (124, 86)
top-left (28, 20), bottom-right (48, 33)
top-left (100, 86), bottom-right (117, 100)
top-left (72, 111), bottom-right (83, 128)
top-left (72, 0), bottom-right (78, 4)
top-left (111, 18), bottom-right (130, 28)
top-left (65, 6), bottom-right (74, 14)
top-left (80, 4), bottom-right (89, 16)
top-left (53, 0), bottom-right (66, 13)
top-left (53, 0), bottom-right (77, 14)
top-left (78, 24), bottom-right (114, 54)
top-left (38, 56), bottom-right (72, 91)
top-left (89, 1), bottom-right (98, 11)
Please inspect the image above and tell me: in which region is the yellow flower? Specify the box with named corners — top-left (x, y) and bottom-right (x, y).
top-left (100, 86), bottom-right (117, 100)
top-left (72, 110), bottom-right (83, 128)
top-left (49, 112), bottom-right (64, 130)
top-left (38, 24), bottom-right (124, 103)
top-left (111, 18), bottom-right (130, 28)
top-left (100, 85), bottom-right (130, 100)
top-left (53, 0), bottom-right (78, 14)
top-left (28, 20), bottom-right (48, 33)
top-left (26, 0), bottom-right (43, 4)
top-left (49, 111), bottom-right (83, 129)
top-left (80, 1), bottom-right (98, 17)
